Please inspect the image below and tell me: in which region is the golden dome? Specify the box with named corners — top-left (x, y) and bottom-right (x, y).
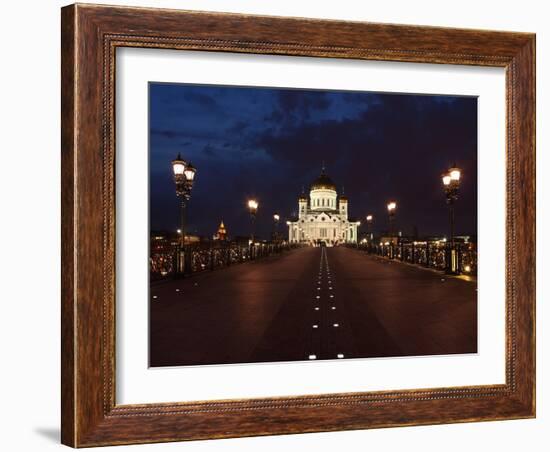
top-left (310, 170), bottom-right (336, 191)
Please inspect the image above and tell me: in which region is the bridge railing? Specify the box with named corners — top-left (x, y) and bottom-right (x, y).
top-left (150, 241), bottom-right (298, 280)
top-left (355, 241), bottom-right (477, 276)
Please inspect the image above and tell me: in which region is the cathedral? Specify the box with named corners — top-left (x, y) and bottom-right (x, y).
top-left (288, 168), bottom-right (360, 246)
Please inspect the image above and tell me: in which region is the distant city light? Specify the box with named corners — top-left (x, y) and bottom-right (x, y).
top-left (273, 214), bottom-right (280, 221)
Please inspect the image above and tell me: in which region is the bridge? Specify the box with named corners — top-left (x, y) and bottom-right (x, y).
top-left (150, 246), bottom-right (477, 367)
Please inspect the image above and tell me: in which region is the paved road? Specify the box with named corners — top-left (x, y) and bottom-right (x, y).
top-left (150, 246), bottom-right (477, 367)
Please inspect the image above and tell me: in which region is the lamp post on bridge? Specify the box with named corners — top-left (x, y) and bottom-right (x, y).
top-left (442, 165), bottom-right (461, 274)
top-left (273, 213), bottom-right (280, 242)
top-left (171, 154), bottom-right (197, 275)
top-left (387, 201), bottom-right (397, 236)
top-left (247, 199), bottom-right (259, 243)
top-left (366, 214), bottom-right (373, 248)
top-left (386, 201), bottom-right (397, 259)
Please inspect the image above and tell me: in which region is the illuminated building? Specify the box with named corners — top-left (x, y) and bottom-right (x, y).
top-left (287, 167), bottom-right (360, 246)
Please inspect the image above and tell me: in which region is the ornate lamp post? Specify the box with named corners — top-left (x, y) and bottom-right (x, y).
top-left (366, 214), bottom-right (374, 244)
top-left (273, 213), bottom-right (280, 242)
top-left (386, 202), bottom-right (397, 259)
top-left (247, 199), bottom-right (259, 243)
top-left (442, 165), bottom-right (461, 274)
top-left (387, 201), bottom-right (397, 237)
top-left (172, 154), bottom-right (196, 274)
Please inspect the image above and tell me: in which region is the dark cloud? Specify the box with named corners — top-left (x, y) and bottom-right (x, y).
top-left (151, 128), bottom-right (185, 139)
top-left (264, 109), bottom-right (283, 122)
top-left (183, 91), bottom-right (218, 109)
top-left (277, 90), bottom-right (331, 115)
top-left (202, 144), bottom-right (217, 157)
top-left (227, 120), bottom-right (248, 134)
top-left (253, 95), bottom-right (477, 237)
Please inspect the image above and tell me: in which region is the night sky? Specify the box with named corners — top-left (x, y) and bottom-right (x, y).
top-left (149, 83), bottom-right (477, 240)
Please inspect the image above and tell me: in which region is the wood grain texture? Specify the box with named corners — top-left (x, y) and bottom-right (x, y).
top-left (61, 5), bottom-right (76, 446)
top-left (61, 3), bottom-right (536, 447)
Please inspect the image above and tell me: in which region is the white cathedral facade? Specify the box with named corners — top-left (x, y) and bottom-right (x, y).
top-left (288, 169), bottom-right (360, 246)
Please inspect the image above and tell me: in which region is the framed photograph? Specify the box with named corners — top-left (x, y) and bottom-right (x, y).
top-left (61, 3), bottom-right (535, 447)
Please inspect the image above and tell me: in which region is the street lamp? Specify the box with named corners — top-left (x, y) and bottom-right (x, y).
top-left (247, 199), bottom-right (259, 243)
top-left (172, 153), bottom-right (197, 274)
top-left (272, 213), bottom-right (281, 242)
top-left (387, 201), bottom-right (397, 237)
top-left (172, 154), bottom-right (197, 246)
top-left (442, 165), bottom-right (461, 273)
top-left (442, 166), bottom-right (461, 243)
top-left (386, 202), bottom-right (397, 259)
top-left (366, 214), bottom-right (373, 241)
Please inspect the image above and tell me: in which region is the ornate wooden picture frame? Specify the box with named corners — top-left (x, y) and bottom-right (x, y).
top-left (61, 3), bottom-right (535, 447)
